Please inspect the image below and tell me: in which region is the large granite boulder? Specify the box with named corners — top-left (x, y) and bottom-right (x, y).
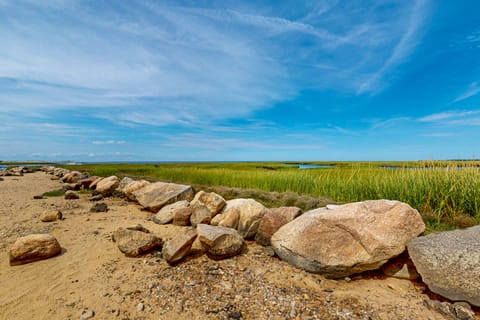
top-left (9, 234), bottom-right (62, 265)
top-left (255, 207), bottom-right (302, 246)
top-left (77, 176), bottom-right (101, 189)
top-left (132, 181), bottom-right (194, 213)
top-left (152, 200), bottom-right (190, 225)
top-left (122, 180), bottom-right (150, 201)
top-left (95, 176), bottom-right (120, 196)
top-left (191, 191), bottom-right (226, 216)
top-left (197, 224), bottom-right (244, 259)
top-left (408, 226), bottom-right (480, 307)
top-left (113, 226), bottom-right (163, 257)
top-left (162, 229), bottom-right (197, 264)
top-left (212, 199), bottom-right (268, 238)
top-left (271, 200), bottom-right (425, 278)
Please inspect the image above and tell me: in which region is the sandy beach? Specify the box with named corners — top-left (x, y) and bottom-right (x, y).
top-left (0, 171), bottom-right (473, 319)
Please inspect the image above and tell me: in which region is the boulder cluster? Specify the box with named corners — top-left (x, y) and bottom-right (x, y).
top-left (6, 166), bottom-right (480, 311)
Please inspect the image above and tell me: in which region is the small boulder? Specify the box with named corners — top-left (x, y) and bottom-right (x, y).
top-left (213, 199), bottom-right (268, 238)
top-left (190, 205), bottom-right (214, 227)
top-left (408, 225), bottom-right (480, 307)
top-left (173, 206), bottom-right (195, 226)
top-left (64, 190), bottom-right (79, 200)
top-left (95, 176), bottom-right (119, 197)
top-left (122, 180), bottom-right (150, 201)
top-left (89, 177), bottom-right (104, 190)
top-left (90, 203), bottom-right (108, 213)
top-left (113, 226), bottom-right (163, 257)
top-left (40, 210), bottom-right (63, 222)
top-left (255, 207), bottom-right (302, 246)
top-left (77, 176), bottom-right (100, 189)
top-left (89, 194), bottom-right (104, 201)
top-left (162, 229), bottom-right (198, 264)
top-left (271, 200), bottom-right (425, 278)
top-left (132, 181), bottom-right (194, 212)
top-left (191, 191), bottom-right (226, 216)
top-left (61, 171), bottom-right (82, 183)
top-left (9, 234), bottom-right (62, 265)
top-left (152, 200), bottom-right (190, 225)
top-left (197, 224), bottom-right (244, 259)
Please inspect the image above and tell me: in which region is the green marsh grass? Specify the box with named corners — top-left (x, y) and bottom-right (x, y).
top-left (64, 161), bottom-right (480, 231)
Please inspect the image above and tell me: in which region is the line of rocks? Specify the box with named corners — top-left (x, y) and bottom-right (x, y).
top-left (6, 165), bottom-right (480, 316)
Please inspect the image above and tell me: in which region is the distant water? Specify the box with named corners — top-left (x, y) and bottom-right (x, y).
top-left (293, 164), bottom-right (334, 169)
top-left (0, 165), bottom-right (7, 169)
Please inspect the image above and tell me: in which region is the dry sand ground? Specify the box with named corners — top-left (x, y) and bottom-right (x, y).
top-left (0, 172), bottom-right (476, 320)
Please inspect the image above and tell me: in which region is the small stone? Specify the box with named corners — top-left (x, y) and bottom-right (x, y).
top-left (33, 195), bottom-right (44, 199)
top-left (80, 310), bottom-right (95, 320)
top-left (40, 210), bottom-right (63, 222)
top-left (89, 194), bottom-right (104, 201)
top-left (137, 303), bottom-right (144, 311)
top-left (65, 190), bottom-right (79, 200)
top-left (90, 203), bottom-right (108, 213)
top-left (228, 311), bottom-right (243, 320)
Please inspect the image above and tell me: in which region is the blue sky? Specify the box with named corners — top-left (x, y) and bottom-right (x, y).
top-left (1, 0), bottom-right (480, 161)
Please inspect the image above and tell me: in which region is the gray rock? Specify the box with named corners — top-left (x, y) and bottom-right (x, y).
top-left (64, 190), bottom-right (79, 200)
top-left (89, 194), bottom-right (104, 201)
top-left (137, 303), bottom-right (144, 311)
top-left (255, 207), bottom-right (302, 246)
top-left (113, 227), bottom-right (163, 257)
top-left (122, 180), bottom-right (150, 201)
top-left (9, 234), bottom-right (62, 265)
top-left (271, 200), bottom-right (425, 278)
top-left (197, 224), bottom-right (244, 259)
top-left (90, 203), bottom-right (108, 213)
top-left (152, 200), bottom-right (190, 225)
top-left (132, 181), bottom-right (194, 213)
top-left (162, 229), bottom-right (197, 264)
top-left (408, 225), bottom-right (480, 307)
top-left (117, 176), bottom-right (134, 191)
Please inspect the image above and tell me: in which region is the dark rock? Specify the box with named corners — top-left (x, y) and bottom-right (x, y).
top-left (89, 194), bottom-right (104, 201)
top-left (90, 203), bottom-right (108, 213)
top-left (33, 195), bottom-right (44, 199)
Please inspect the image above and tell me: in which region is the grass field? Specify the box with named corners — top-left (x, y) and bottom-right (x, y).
top-left (62, 161), bottom-right (480, 232)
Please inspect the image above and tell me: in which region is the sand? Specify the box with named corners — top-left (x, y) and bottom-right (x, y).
top-left (0, 172), bottom-right (474, 319)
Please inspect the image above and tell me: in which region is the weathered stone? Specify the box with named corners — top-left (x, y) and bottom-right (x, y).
top-left (197, 224), bottom-right (244, 259)
top-left (255, 207), bottom-right (302, 246)
top-left (64, 190), bottom-right (79, 200)
top-left (90, 203), bottom-right (108, 213)
top-left (61, 171), bottom-right (82, 183)
top-left (122, 180), bottom-right (150, 201)
top-left (9, 234), bottom-right (62, 265)
top-left (152, 200), bottom-right (190, 225)
top-left (117, 176), bottom-right (134, 190)
top-left (190, 205), bottom-right (213, 227)
top-left (89, 177), bottom-right (104, 190)
top-left (271, 200), bottom-right (425, 278)
top-left (424, 300), bottom-right (477, 320)
top-left (133, 181), bottom-right (194, 213)
top-left (89, 194), bottom-right (104, 201)
top-left (191, 191), bottom-right (226, 216)
top-left (215, 208), bottom-right (240, 229)
top-left (173, 206), bottom-right (195, 226)
top-left (77, 176), bottom-right (100, 189)
top-left (40, 210), bottom-right (63, 222)
top-left (162, 229), bottom-right (197, 264)
top-left (63, 183), bottom-right (80, 191)
top-left (408, 226), bottom-right (480, 307)
top-left (95, 176), bottom-right (119, 197)
top-left (381, 253), bottom-right (419, 280)
top-left (113, 227), bottom-right (162, 257)
top-left (214, 199), bottom-right (268, 238)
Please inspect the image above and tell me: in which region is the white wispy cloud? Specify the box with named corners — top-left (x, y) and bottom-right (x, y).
top-left (417, 110), bottom-right (480, 126)
top-left (452, 81), bottom-right (480, 103)
top-left (92, 140), bottom-right (126, 145)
